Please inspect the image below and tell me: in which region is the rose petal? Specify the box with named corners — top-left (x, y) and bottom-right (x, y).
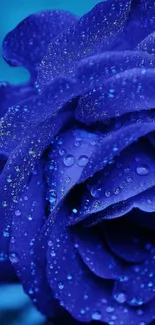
top-left (124, 0), bottom-right (155, 48)
top-left (9, 163), bottom-right (55, 316)
top-left (0, 109), bottom-right (72, 281)
top-left (76, 68), bottom-right (155, 125)
top-left (103, 217), bottom-right (152, 263)
top-left (84, 186), bottom-right (155, 228)
top-left (136, 31), bottom-right (155, 55)
top-left (1, 53), bottom-right (155, 153)
top-left (2, 11), bottom-right (78, 80)
top-left (69, 139), bottom-right (155, 224)
top-left (113, 1), bottom-right (155, 50)
top-left (46, 129), bottom-right (99, 212)
top-left (0, 82), bottom-right (35, 118)
top-left (113, 246), bottom-right (155, 306)
top-left (46, 205), bottom-right (155, 324)
top-left (75, 228), bottom-right (124, 280)
top-left (0, 153), bottom-right (17, 283)
top-left (0, 78), bottom-right (75, 153)
top-left (37, 0), bottom-right (132, 87)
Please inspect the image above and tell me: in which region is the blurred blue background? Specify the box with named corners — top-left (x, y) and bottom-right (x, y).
top-left (0, 0), bottom-right (100, 84)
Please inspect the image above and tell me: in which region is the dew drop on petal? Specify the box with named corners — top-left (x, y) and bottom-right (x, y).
top-left (106, 306), bottom-right (115, 313)
top-left (72, 208), bottom-right (78, 214)
top-left (77, 155), bottom-right (89, 167)
top-left (58, 282), bottom-right (64, 290)
top-left (113, 146), bottom-right (119, 152)
top-left (80, 309), bottom-right (86, 315)
top-left (67, 274), bottom-right (72, 280)
top-left (59, 149), bottom-right (66, 156)
top-left (63, 154), bottom-right (75, 167)
top-left (51, 250), bottom-right (56, 257)
top-left (9, 253), bottom-right (19, 264)
top-left (2, 201), bottom-right (7, 207)
top-left (136, 164), bottom-right (149, 176)
top-left (114, 292), bottom-right (127, 304)
top-left (15, 210), bottom-right (21, 216)
top-left (105, 190), bottom-right (111, 198)
top-left (92, 311), bottom-right (102, 320)
top-left (6, 176), bottom-right (12, 183)
top-left (90, 186), bottom-right (102, 198)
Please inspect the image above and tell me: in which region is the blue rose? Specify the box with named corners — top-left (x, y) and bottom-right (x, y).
top-left (1, 1), bottom-right (155, 324)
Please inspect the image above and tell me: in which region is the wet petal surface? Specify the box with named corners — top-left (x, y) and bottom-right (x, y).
top-left (76, 68), bottom-right (155, 125)
top-left (46, 205), bottom-right (155, 324)
top-left (75, 228), bottom-right (123, 279)
top-left (113, 246), bottom-right (155, 306)
top-left (0, 82), bottom-right (35, 118)
top-left (3, 11), bottom-right (78, 79)
top-left (9, 163), bottom-right (54, 316)
top-left (69, 140), bottom-right (155, 224)
top-left (37, 1), bottom-right (132, 87)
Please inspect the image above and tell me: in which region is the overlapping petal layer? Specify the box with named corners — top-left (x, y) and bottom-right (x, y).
top-left (1, 1), bottom-right (155, 324)
top-left (2, 10), bottom-right (78, 80)
top-left (0, 82), bottom-right (35, 118)
top-left (37, 0), bottom-right (132, 88)
top-left (46, 206), bottom-right (155, 324)
top-left (69, 140), bottom-right (155, 224)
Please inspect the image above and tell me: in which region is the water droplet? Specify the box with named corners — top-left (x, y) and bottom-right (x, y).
top-left (6, 176), bottom-right (12, 183)
top-left (9, 253), bottom-right (19, 264)
top-left (106, 306), bottom-right (114, 313)
top-left (105, 190), bottom-right (111, 198)
top-left (77, 155), bottom-right (89, 167)
top-left (51, 250), bottom-right (56, 257)
top-left (59, 149), bottom-right (65, 156)
top-left (28, 214), bottom-right (33, 221)
top-left (67, 274), bottom-right (72, 280)
top-left (15, 210), bottom-right (21, 216)
top-left (63, 154), bottom-right (75, 167)
top-left (48, 240), bottom-right (52, 247)
top-left (114, 292), bottom-right (127, 304)
top-left (114, 188), bottom-right (120, 195)
top-left (92, 311), bottom-right (102, 320)
top-left (126, 176), bottom-right (133, 183)
top-left (58, 282), bottom-right (64, 290)
top-left (75, 141), bottom-right (81, 147)
top-left (90, 186), bottom-right (102, 199)
top-left (113, 146), bottom-right (118, 152)
top-left (2, 201), bottom-right (7, 207)
top-left (148, 282), bottom-right (153, 287)
top-left (11, 237), bottom-right (15, 244)
top-left (80, 309), bottom-right (85, 315)
top-left (72, 208), bottom-right (78, 214)
top-left (91, 140), bottom-right (96, 145)
top-left (3, 231), bottom-right (9, 237)
top-left (136, 164), bottom-right (149, 176)
top-left (141, 68), bottom-right (146, 74)
top-left (49, 195), bottom-right (56, 205)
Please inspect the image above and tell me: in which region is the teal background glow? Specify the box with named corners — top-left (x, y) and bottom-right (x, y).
top-left (0, 0), bottom-right (101, 84)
